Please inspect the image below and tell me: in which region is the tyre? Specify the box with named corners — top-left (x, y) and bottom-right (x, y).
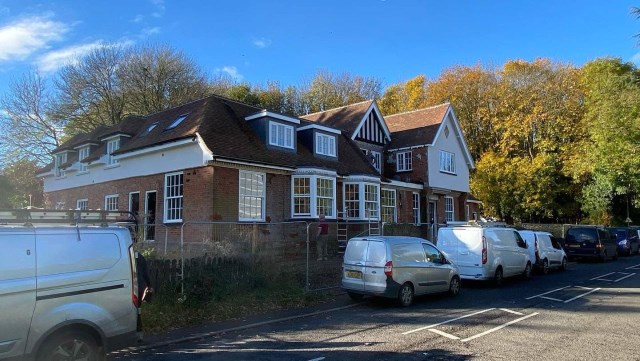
top-left (523, 262), bottom-right (532, 280)
top-left (347, 292), bottom-right (364, 301)
top-left (37, 330), bottom-right (102, 361)
top-left (398, 283), bottom-right (414, 307)
top-left (560, 257), bottom-right (568, 271)
top-left (494, 267), bottom-right (504, 287)
top-left (448, 276), bottom-right (461, 297)
top-left (542, 259), bottom-right (550, 275)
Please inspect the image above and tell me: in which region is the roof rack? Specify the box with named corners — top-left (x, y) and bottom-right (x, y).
top-left (0, 209), bottom-right (138, 227)
top-left (445, 220), bottom-right (508, 228)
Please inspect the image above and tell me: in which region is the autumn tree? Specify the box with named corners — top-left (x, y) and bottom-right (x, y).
top-left (378, 75), bottom-right (429, 116)
top-left (300, 71), bottom-right (382, 114)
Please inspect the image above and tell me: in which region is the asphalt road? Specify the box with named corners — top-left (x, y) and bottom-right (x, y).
top-left (112, 255), bottom-right (640, 361)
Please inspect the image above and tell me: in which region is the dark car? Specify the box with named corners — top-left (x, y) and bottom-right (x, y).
top-left (564, 226), bottom-right (618, 262)
top-left (606, 227), bottom-right (639, 256)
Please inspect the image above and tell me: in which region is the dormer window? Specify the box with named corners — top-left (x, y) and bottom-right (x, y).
top-left (106, 138), bottom-right (120, 165)
top-left (165, 114), bottom-right (189, 131)
top-left (54, 153), bottom-right (67, 177)
top-left (269, 121), bottom-right (294, 149)
top-left (140, 122), bottom-right (159, 138)
top-left (78, 146), bottom-right (90, 172)
top-left (315, 133), bottom-right (336, 157)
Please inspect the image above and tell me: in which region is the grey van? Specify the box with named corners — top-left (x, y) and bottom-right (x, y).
top-left (342, 236), bottom-right (460, 307)
top-left (0, 218), bottom-right (139, 360)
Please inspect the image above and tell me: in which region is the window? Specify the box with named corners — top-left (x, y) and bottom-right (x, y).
top-left (315, 133), bottom-right (336, 157)
top-left (78, 146), bottom-right (90, 172)
top-left (364, 184), bottom-right (379, 219)
top-left (370, 151), bottom-right (381, 173)
top-left (106, 138), bottom-right (120, 165)
top-left (344, 183), bottom-right (360, 218)
top-left (440, 150), bottom-right (456, 174)
top-left (412, 193), bottom-right (420, 225)
top-left (76, 199), bottom-right (88, 210)
top-left (239, 171), bottom-right (265, 221)
top-left (165, 114), bottom-right (189, 130)
top-left (292, 176), bottom-right (336, 218)
top-left (139, 122), bottom-right (158, 138)
top-left (54, 153), bottom-right (67, 177)
top-left (105, 195), bottom-right (118, 211)
top-left (445, 196), bottom-right (454, 222)
top-left (423, 244), bottom-right (443, 263)
top-left (55, 201), bottom-right (66, 210)
top-left (396, 151), bottom-right (412, 172)
top-left (269, 121), bottom-right (294, 149)
top-left (344, 182), bottom-right (380, 220)
top-left (164, 172), bottom-right (184, 223)
top-left (381, 189), bottom-right (396, 223)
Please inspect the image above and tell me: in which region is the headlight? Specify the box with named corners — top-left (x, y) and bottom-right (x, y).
top-left (618, 240), bottom-right (629, 246)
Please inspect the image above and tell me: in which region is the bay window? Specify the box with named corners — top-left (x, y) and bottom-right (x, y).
top-left (292, 175), bottom-right (336, 218)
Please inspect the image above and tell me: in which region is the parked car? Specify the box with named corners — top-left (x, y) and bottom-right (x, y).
top-left (0, 221), bottom-right (139, 361)
top-left (437, 225), bottom-right (532, 286)
top-left (606, 227), bottom-right (639, 256)
top-left (564, 226), bottom-right (618, 262)
top-left (342, 236), bottom-right (460, 307)
top-left (518, 230), bottom-right (568, 274)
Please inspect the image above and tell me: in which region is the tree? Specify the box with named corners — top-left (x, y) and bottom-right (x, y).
top-left (378, 75), bottom-right (429, 116)
top-left (1, 159), bottom-right (43, 207)
top-left (0, 70), bottom-right (63, 165)
top-left (301, 71), bottom-right (382, 114)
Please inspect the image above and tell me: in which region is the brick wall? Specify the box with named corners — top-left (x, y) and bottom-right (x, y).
top-left (385, 147), bottom-right (428, 184)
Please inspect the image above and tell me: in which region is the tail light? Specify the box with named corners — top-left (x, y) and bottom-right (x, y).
top-left (595, 243), bottom-right (602, 249)
top-left (482, 236), bottom-right (487, 264)
top-left (128, 246), bottom-right (139, 307)
top-left (384, 261), bottom-right (393, 277)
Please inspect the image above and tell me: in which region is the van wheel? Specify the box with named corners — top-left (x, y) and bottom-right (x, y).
top-left (523, 262), bottom-right (532, 280)
top-left (449, 276), bottom-right (461, 296)
top-left (347, 292), bottom-right (364, 301)
top-left (560, 257), bottom-right (567, 271)
top-left (494, 268), bottom-right (503, 287)
top-left (398, 283), bottom-right (414, 307)
top-left (542, 259), bottom-right (550, 275)
top-left (37, 330), bottom-right (102, 361)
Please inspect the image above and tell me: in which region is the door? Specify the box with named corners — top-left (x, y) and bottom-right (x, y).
top-left (0, 231), bottom-right (36, 359)
top-left (539, 234), bottom-right (559, 266)
top-left (422, 243), bottom-right (451, 293)
top-left (363, 241), bottom-right (388, 293)
top-left (342, 239), bottom-right (368, 292)
top-left (144, 191), bottom-right (156, 241)
top-left (428, 201), bottom-right (436, 240)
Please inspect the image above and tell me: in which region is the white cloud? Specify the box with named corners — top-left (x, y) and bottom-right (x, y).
top-left (36, 41), bottom-right (103, 73)
top-left (149, 0), bottom-right (165, 18)
top-left (215, 66), bottom-right (243, 81)
top-left (632, 52), bottom-right (640, 65)
top-left (132, 14), bottom-right (144, 23)
top-left (253, 38), bottom-right (272, 49)
top-left (141, 27), bottom-right (161, 37)
top-left (0, 15), bottom-right (69, 62)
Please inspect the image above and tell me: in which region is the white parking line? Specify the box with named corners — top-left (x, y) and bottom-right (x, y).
top-left (539, 296), bottom-right (563, 302)
top-left (590, 272), bottom-right (615, 281)
top-left (460, 312), bottom-right (539, 342)
top-left (563, 288), bottom-right (600, 303)
top-left (626, 264), bottom-right (640, 270)
top-left (402, 308), bottom-right (495, 335)
top-left (613, 273), bottom-right (635, 282)
top-left (308, 358), bottom-right (325, 361)
top-left (525, 286), bottom-right (570, 300)
top-left (428, 328), bottom-right (460, 340)
top-left (499, 308), bottom-right (524, 316)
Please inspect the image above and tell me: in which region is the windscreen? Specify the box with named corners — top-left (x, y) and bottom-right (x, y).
top-left (610, 229), bottom-right (627, 241)
top-left (566, 228), bottom-right (597, 243)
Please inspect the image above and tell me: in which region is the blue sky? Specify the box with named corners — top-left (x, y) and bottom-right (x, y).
top-left (0, 0), bottom-right (639, 95)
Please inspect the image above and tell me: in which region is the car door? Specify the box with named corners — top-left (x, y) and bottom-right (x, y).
top-left (392, 242), bottom-right (429, 295)
top-left (0, 230), bottom-right (36, 359)
top-left (539, 234), bottom-right (559, 266)
top-left (422, 243), bottom-right (451, 293)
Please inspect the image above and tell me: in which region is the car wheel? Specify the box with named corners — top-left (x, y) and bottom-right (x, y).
top-left (398, 283), bottom-right (414, 307)
top-left (560, 257), bottom-right (568, 271)
top-left (347, 292), bottom-right (364, 301)
top-left (523, 262), bottom-right (532, 280)
top-left (542, 259), bottom-right (550, 275)
top-left (37, 330), bottom-right (102, 361)
top-left (449, 276), bottom-right (461, 297)
top-left (494, 268), bottom-right (504, 287)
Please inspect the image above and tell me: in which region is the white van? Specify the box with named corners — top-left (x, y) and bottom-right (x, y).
top-left (437, 225), bottom-right (532, 285)
top-left (342, 236), bottom-right (460, 307)
top-left (518, 230), bottom-right (568, 274)
top-left (0, 210), bottom-right (139, 361)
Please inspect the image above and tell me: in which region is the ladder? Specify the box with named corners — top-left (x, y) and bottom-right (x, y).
top-left (336, 209), bottom-right (349, 253)
top-left (0, 209), bottom-right (138, 227)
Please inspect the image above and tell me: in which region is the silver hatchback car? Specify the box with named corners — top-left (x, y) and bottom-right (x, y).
top-left (342, 236), bottom-right (460, 306)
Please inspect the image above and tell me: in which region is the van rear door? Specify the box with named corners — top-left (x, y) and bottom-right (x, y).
top-left (343, 239), bottom-right (368, 291)
top-left (452, 228), bottom-right (483, 278)
top-left (0, 230), bottom-right (36, 359)
top-left (363, 240), bottom-right (387, 293)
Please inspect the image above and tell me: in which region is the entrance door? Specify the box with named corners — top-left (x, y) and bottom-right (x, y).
top-left (144, 191), bottom-right (157, 241)
top-left (429, 201), bottom-right (437, 241)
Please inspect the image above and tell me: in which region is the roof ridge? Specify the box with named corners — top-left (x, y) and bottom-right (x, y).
top-left (301, 99), bottom-right (373, 118)
top-left (385, 102), bottom-right (450, 118)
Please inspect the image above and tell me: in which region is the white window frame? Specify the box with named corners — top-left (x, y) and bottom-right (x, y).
top-left (269, 121), bottom-right (294, 149)
top-left (239, 171), bottom-right (266, 222)
top-left (291, 175), bottom-right (336, 218)
top-left (371, 150), bottom-right (381, 173)
top-left (381, 189), bottom-right (396, 223)
top-left (396, 151), bottom-right (412, 172)
top-left (54, 153), bottom-right (67, 177)
top-left (78, 146), bottom-right (90, 172)
top-left (76, 199), bottom-right (88, 210)
top-left (104, 194), bottom-right (119, 211)
top-left (412, 192), bottom-right (420, 225)
top-left (343, 182), bottom-right (380, 220)
top-left (315, 133), bottom-right (336, 157)
top-left (440, 150), bottom-right (456, 174)
top-left (106, 138), bottom-right (120, 165)
top-left (445, 196), bottom-right (454, 222)
top-left (164, 172), bottom-right (184, 223)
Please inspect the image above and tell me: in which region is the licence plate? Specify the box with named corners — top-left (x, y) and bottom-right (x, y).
top-left (346, 270), bottom-right (363, 279)
top-left (569, 244), bottom-right (581, 248)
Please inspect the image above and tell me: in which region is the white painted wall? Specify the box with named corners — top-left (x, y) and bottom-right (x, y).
top-left (427, 114), bottom-right (470, 192)
top-left (43, 140), bottom-right (212, 192)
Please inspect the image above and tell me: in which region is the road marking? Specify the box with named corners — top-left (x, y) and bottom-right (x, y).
top-left (402, 308), bottom-right (495, 335)
top-left (525, 286), bottom-right (570, 300)
top-left (590, 272), bottom-right (615, 281)
top-left (499, 308), bottom-right (524, 316)
top-left (308, 358), bottom-right (326, 361)
top-left (613, 273), bottom-right (635, 282)
top-left (539, 296), bottom-right (563, 302)
top-left (428, 328), bottom-right (460, 340)
top-left (626, 264), bottom-right (640, 270)
top-left (460, 312), bottom-right (539, 342)
top-left (563, 288), bottom-right (600, 303)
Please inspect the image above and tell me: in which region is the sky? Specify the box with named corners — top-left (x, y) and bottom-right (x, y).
top-left (0, 0), bottom-right (639, 95)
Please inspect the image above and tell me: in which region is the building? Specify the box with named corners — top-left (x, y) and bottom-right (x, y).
top-left (37, 94), bottom-right (479, 241)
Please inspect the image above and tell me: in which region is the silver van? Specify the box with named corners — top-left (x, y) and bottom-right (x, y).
top-left (0, 210), bottom-right (139, 361)
top-left (342, 236), bottom-right (460, 307)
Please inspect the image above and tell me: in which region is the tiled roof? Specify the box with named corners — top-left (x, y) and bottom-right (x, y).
top-left (300, 100), bottom-right (373, 135)
top-left (388, 124), bottom-right (441, 150)
top-left (385, 103), bottom-right (450, 148)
